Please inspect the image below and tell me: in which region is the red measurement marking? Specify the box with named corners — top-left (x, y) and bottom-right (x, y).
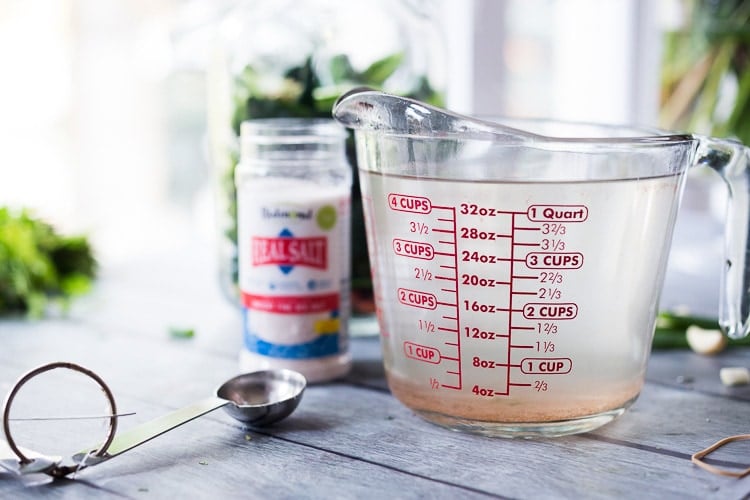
top-left (409, 221), bottom-right (430, 235)
top-left (521, 358), bottom-right (572, 374)
top-left (527, 205), bottom-right (588, 222)
top-left (464, 327), bottom-right (500, 340)
top-left (393, 239), bottom-right (435, 260)
top-left (526, 252), bottom-right (583, 269)
top-left (450, 207), bottom-right (462, 390)
top-left (388, 193), bottom-right (431, 213)
top-left (522, 303), bottom-right (578, 320)
top-left (435, 275), bottom-right (456, 281)
top-left (403, 341), bottom-right (440, 363)
top-left (505, 213), bottom-right (517, 396)
top-left (459, 203), bottom-right (500, 216)
top-left (538, 271), bottom-right (564, 284)
top-left (398, 288), bottom-right (437, 310)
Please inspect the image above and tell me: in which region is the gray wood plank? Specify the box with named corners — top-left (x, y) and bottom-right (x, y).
top-left (1, 396), bottom-right (496, 500)
top-left (252, 384), bottom-right (749, 499)
top-left (647, 350), bottom-right (750, 401)
top-left (1, 319), bottom-right (748, 499)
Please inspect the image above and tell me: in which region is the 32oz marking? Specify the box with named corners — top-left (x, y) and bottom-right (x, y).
top-left (459, 204), bottom-right (497, 216)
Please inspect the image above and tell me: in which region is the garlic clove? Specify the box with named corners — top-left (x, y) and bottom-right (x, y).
top-left (686, 325), bottom-right (727, 355)
top-left (719, 367), bottom-right (750, 387)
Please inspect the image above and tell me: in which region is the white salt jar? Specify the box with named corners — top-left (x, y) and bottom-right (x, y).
top-left (235, 119), bottom-right (352, 382)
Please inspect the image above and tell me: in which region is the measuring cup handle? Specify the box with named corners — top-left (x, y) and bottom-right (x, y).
top-left (72, 396), bottom-right (229, 465)
top-left (699, 137), bottom-right (750, 338)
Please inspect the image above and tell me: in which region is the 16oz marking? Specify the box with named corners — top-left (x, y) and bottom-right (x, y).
top-left (464, 300), bottom-right (496, 313)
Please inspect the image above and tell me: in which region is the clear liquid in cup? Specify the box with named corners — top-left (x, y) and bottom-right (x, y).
top-left (360, 171), bottom-right (682, 437)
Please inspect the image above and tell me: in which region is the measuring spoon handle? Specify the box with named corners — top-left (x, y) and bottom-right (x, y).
top-left (73, 396), bottom-right (229, 465)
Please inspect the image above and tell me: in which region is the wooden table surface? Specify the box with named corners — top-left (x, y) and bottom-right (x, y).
top-left (1, 244), bottom-right (749, 499)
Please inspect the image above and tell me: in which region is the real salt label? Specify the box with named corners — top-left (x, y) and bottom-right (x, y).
top-left (236, 177), bottom-right (351, 382)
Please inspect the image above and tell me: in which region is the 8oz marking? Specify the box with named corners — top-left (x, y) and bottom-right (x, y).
top-left (472, 356), bottom-right (496, 369)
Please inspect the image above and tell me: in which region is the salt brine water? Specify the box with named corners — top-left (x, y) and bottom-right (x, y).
top-left (360, 171), bottom-right (682, 427)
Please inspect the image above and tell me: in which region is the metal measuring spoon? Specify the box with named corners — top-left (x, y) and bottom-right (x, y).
top-left (1, 364), bottom-right (306, 477)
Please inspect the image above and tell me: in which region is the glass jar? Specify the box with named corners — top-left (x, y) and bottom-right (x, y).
top-left (235, 118), bottom-right (351, 382)
top-left (207, 0), bottom-right (446, 329)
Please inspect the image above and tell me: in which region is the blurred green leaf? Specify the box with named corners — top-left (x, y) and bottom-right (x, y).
top-left (329, 54), bottom-right (356, 83)
top-left (360, 53), bottom-right (404, 86)
top-left (661, 0), bottom-right (750, 145)
top-left (0, 207), bottom-right (96, 317)
top-left (169, 327), bottom-right (195, 339)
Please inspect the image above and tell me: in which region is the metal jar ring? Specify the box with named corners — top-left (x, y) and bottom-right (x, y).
top-left (2, 362), bottom-right (118, 465)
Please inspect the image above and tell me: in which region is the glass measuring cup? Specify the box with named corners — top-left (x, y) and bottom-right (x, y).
top-left (333, 89), bottom-right (750, 437)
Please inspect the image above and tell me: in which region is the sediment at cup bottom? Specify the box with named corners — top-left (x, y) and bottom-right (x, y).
top-left (386, 373), bottom-right (642, 424)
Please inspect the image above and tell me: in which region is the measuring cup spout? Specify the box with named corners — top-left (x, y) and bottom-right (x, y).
top-left (697, 137), bottom-right (750, 338)
top-left (333, 88), bottom-right (532, 144)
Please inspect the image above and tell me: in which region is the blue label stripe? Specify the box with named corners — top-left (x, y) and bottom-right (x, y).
top-left (242, 309), bottom-right (341, 359)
